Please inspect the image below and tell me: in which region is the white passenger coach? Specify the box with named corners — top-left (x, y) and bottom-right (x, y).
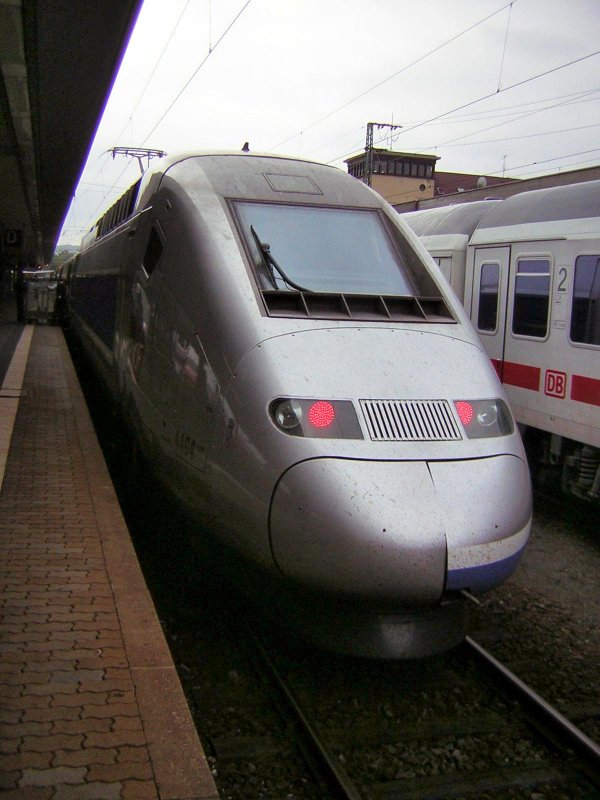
top-left (402, 181), bottom-right (600, 500)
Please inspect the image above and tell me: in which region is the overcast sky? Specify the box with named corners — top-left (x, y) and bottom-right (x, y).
top-left (58, 0), bottom-right (600, 247)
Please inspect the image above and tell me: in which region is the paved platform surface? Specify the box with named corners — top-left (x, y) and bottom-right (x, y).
top-left (0, 309), bottom-right (219, 799)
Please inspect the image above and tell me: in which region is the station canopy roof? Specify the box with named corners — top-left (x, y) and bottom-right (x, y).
top-left (0, 0), bottom-right (142, 265)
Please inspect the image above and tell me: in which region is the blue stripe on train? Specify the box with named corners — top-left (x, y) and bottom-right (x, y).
top-left (446, 548), bottom-right (525, 595)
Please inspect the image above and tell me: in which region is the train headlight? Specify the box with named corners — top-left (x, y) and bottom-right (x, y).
top-left (454, 399), bottom-right (514, 439)
top-left (477, 404), bottom-right (498, 427)
top-left (270, 398), bottom-right (363, 439)
top-left (274, 399), bottom-right (303, 430)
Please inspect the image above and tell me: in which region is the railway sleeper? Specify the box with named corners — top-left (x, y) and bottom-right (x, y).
top-left (371, 762), bottom-right (565, 800)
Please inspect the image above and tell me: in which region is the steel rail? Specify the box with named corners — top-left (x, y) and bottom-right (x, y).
top-left (250, 633), bottom-right (364, 800)
top-left (466, 636), bottom-right (600, 785)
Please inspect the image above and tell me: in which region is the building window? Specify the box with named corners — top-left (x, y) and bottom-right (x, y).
top-left (570, 254), bottom-right (600, 345)
top-left (477, 262), bottom-right (500, 332)
top-left (512, 258), bottom-right (550, 338)
top-left (410, 163), bottom-right (417, 177)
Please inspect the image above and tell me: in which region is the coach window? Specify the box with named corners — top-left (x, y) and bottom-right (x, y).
top-left (512, 258), bottom-right (550, 338)
top-left (570, 254), bottom-right (600, 345)
top-left (477, 262), bottom-right (499, 332)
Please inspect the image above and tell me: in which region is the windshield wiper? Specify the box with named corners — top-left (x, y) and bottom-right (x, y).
top-left (250, 225), bottom-right (311, 293)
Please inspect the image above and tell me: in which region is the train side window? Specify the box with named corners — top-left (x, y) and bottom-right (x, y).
top-left (142, 226), bottom-right (163, 277)
top-left (570, 254), bottom-right (600, 346)
top-left (512, 258), bottom-right (550, 338)
top-left (477, 262), bottom-right (499, 332)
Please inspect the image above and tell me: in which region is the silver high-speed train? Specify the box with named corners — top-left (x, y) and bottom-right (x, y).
top-left (65, 151), bottom-right (532, 658)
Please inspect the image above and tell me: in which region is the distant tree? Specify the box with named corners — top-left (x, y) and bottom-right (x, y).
top-left (51, 246), bottom-right (79, 269)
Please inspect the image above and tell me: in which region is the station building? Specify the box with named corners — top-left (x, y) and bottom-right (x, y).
top-left (345, 147), bottom-right (600, 212)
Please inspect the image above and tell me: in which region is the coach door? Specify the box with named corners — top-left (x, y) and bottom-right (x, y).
top-left (471, 246), bottom-right (511, 380)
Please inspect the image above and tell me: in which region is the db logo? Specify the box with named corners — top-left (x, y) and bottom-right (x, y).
top-left (544, 369), bottom-right (567, 399)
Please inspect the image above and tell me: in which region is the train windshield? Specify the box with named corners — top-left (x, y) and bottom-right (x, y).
top-left (235, 202), bottom-right (416, 296)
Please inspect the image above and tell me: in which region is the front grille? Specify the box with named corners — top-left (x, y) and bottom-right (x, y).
top-left (360, 399), bottom-right (462, 442)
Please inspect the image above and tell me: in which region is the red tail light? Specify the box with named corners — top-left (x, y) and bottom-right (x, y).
top-left (454, 401), bottom-right (474, 426)
top-left (308, 401), bottom-right (335, 428)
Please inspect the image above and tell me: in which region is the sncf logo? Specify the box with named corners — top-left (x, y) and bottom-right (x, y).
top-left (544, 369), bottom-right (567, 399)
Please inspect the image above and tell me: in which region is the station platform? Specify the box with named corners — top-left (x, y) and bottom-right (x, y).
top-left (0, 297), bottom-right (219, 800)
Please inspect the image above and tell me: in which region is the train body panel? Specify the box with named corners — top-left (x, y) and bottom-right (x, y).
top-left (270, 458), bottom-right (447, 602)
top-left (397, 200), bottom-right (502, 301)
top-left (403, 182), bottom-right (600, 499)
top-left (66, 151), bottom-right (532, 657)
top-left (467, 236), bottom-right (600, 449)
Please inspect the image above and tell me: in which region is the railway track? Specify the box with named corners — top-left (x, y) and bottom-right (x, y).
top-left (245, 631), bottom-right (600, 800)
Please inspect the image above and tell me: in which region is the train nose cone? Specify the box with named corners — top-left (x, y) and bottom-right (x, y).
top-left (430, 455), bottom-right (531, 594)
top-left (269, 459), bottom-right (447, 604)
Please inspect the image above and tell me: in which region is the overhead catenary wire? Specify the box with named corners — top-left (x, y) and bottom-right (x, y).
top-left (329, 50), bottom-right (600, 166)
top-left (501, 154), bottom-right (600, 179)
top-left (302, 88), bottom-right (600, 159)
top-left (429, 120), bottom-right (600, 150)
top-left (485, 146), bottom-right (600, 177)
top-left (112, 0), bottom-right (194, 147)
top-left (428, 87), bottom-right (600, 124)
top-left (140, 0), bottom-right (253, 146)
top-left (269, 0), bottom-right (519, 152)
top-left (59, 2), bottom-right (600, 246)
top-left (496, 1), bottom-right (514, 91)
top-left (75, 0), bottom-right (253, 236)
top-left (384, 50), bottom-right (600, 141)
top-left (417, 87), bottom-right (600, 151)
top-left (74, 0), bottom-right (194, 229)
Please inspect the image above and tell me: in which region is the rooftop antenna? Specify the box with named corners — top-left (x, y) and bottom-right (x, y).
top-left (109, 147), bottom-right (167, 175)
top-left (364, 121), bottom-right (402, 187)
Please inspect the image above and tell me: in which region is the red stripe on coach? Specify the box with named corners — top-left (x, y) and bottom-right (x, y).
top-left (502, 361), bottom-right (540, 391)
top-left (571, 375), bottom-right (600, 407)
